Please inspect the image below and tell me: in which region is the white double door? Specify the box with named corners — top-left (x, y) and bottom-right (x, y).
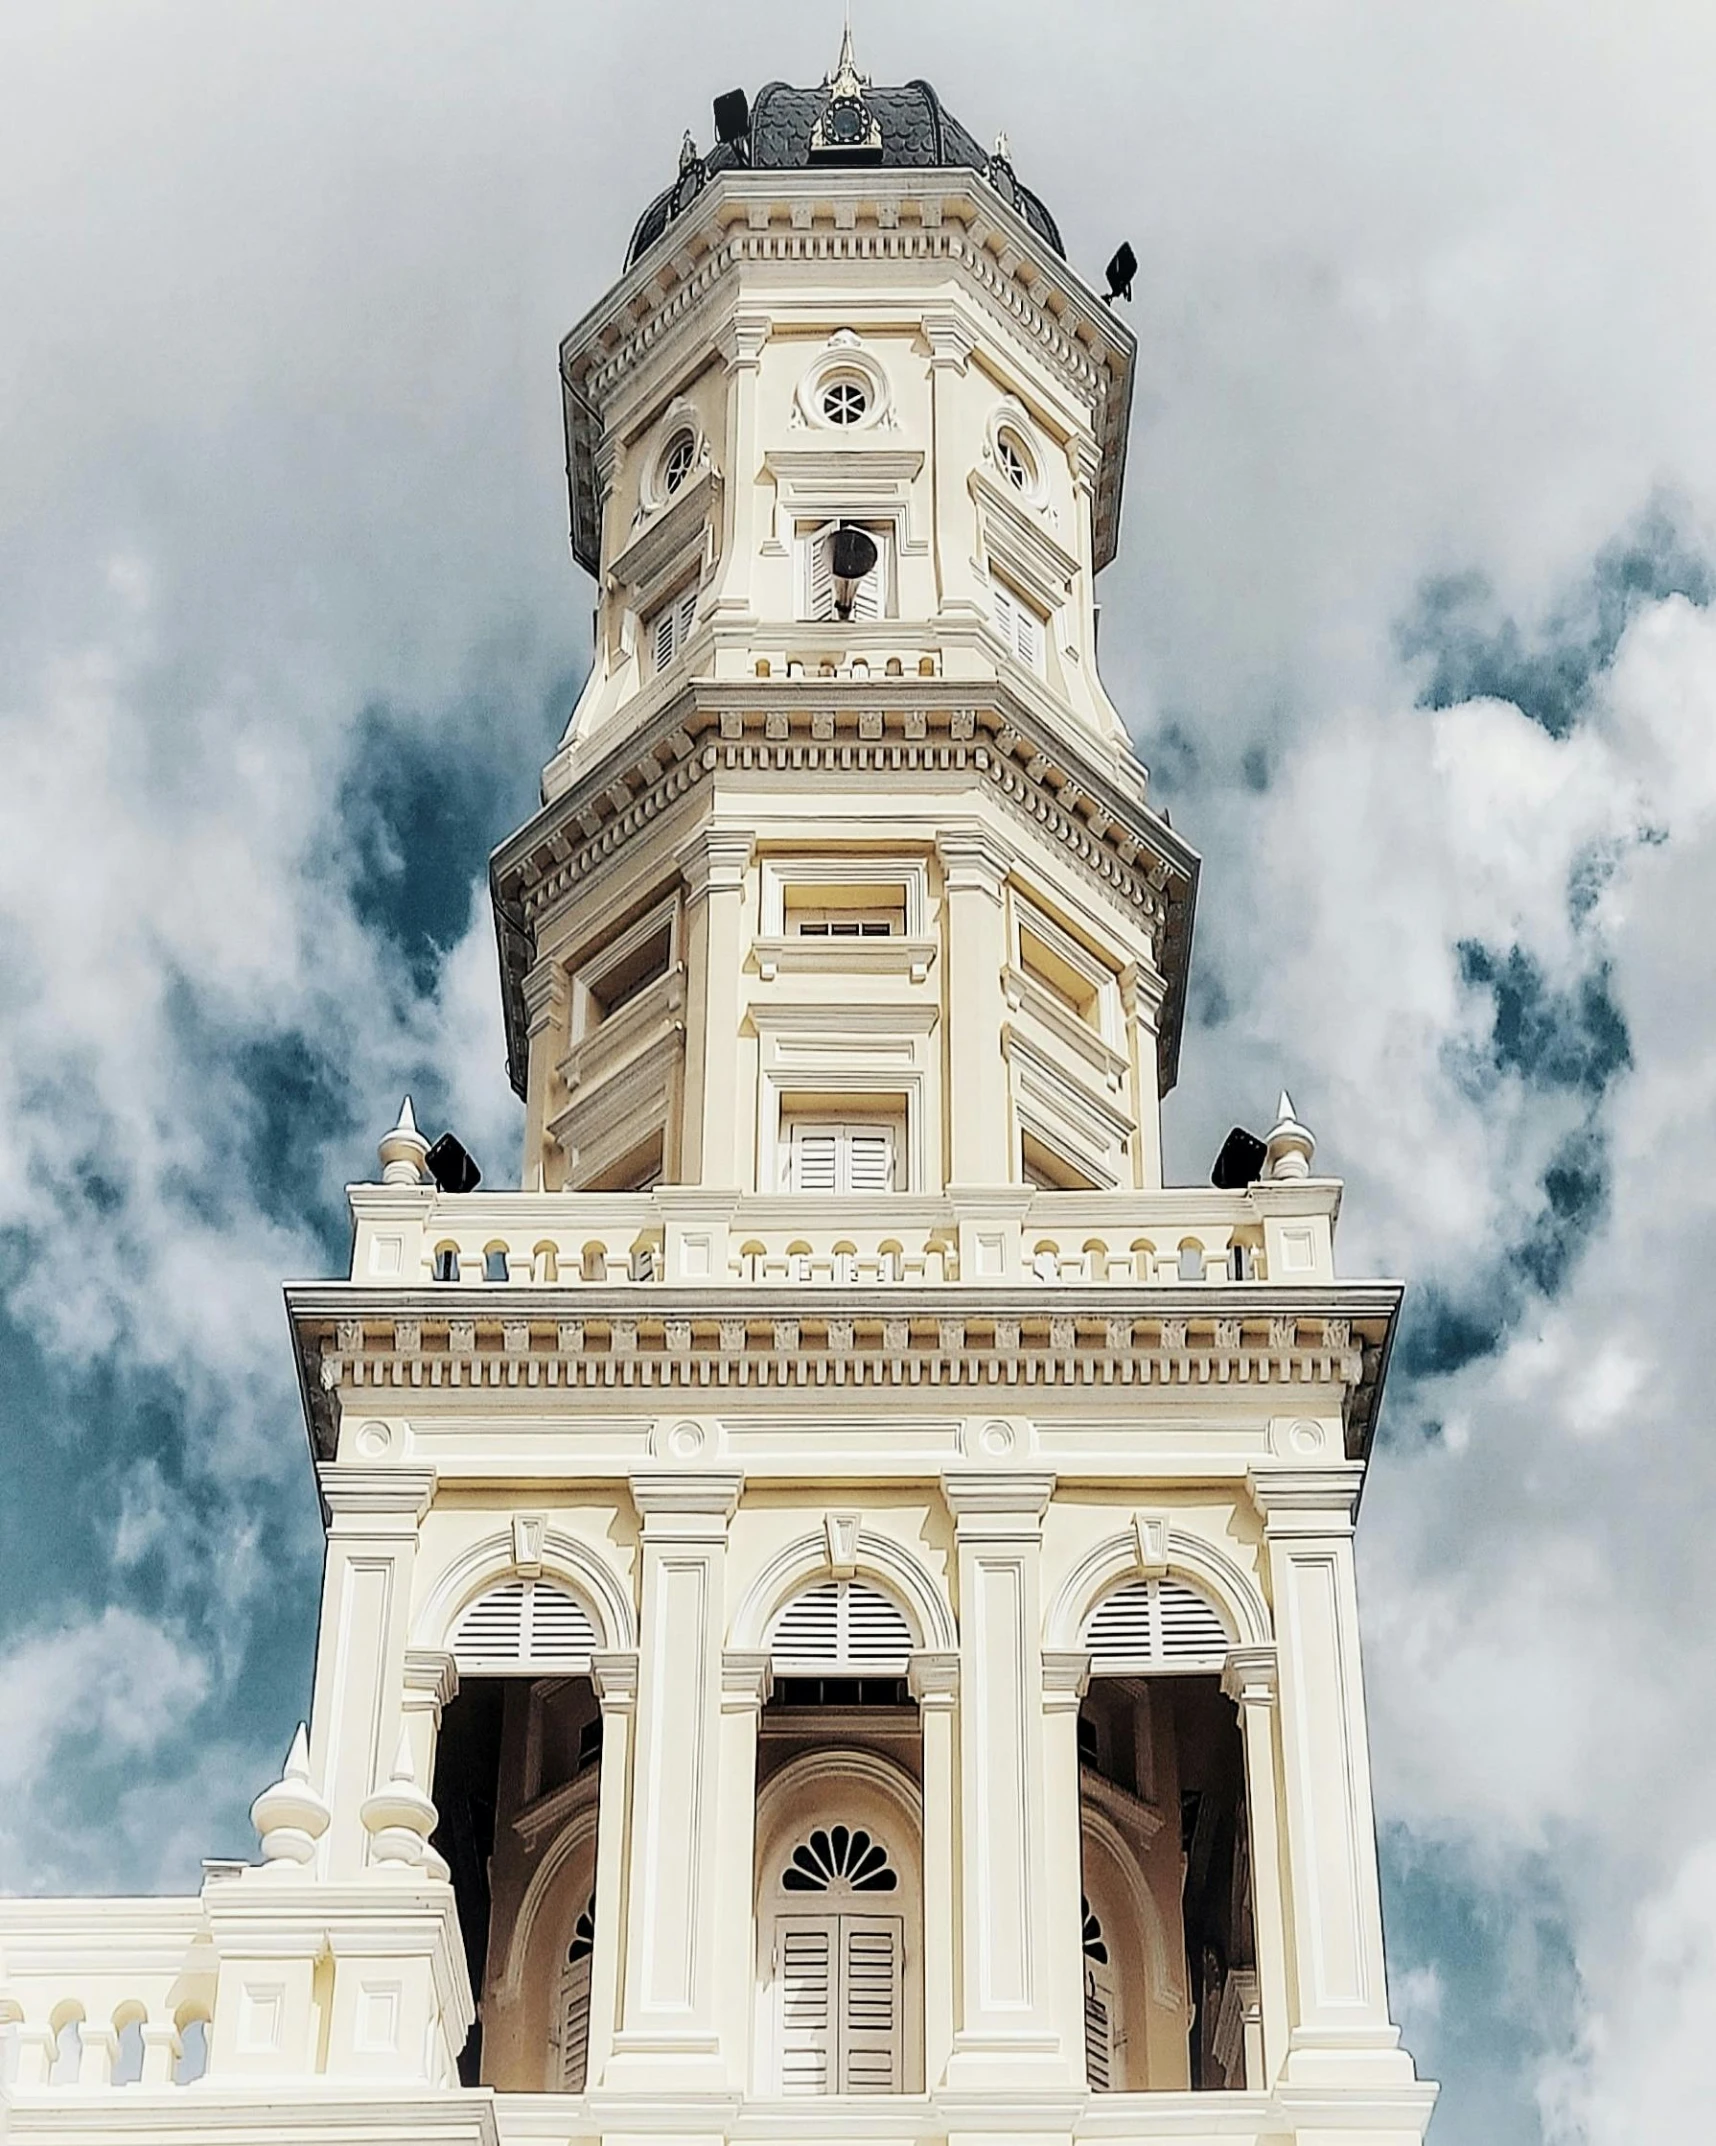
top-left (774, 1911), bottom-right (905, 2095)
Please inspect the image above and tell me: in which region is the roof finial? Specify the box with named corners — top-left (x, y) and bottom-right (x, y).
top-left (993, 130), bottom-right (1011, 162)
top-left (827, 9), bottom-right (868, 97)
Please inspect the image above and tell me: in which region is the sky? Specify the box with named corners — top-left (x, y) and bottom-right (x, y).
top-left (2, 2), bottom-right (1715, 2137)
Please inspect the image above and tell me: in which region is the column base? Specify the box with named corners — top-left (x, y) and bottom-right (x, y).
top-left (600, 2032), bottom-right (728, 2094)
top-left (944, 2029), bottom-right (1076, 2094)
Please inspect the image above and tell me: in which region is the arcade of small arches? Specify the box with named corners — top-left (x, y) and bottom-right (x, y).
top-left (426, 1523), bottom-right (1268, 2096)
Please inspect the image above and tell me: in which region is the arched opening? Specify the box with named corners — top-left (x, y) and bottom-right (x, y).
top-left (1077, 1575), bottom-right (1257, 2091)
top-left (754, 1576), bottom-right (925, 2095)
top-left (430, 1573), bottom-right (607, 2091)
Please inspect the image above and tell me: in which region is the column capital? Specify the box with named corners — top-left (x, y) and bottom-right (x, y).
top-left (522, 958), bottom-right (571, 1033)
top-left (720, 312), bottom-right (771, 370)
top-left (1041, 1648), bottom-right (1091, 1708)
top-left (923, 311), bottom-right (978, 371)
top-left (936, 821), bottom-right (1012, 896)
top-left (1222, 1645), bottom-right (1280, 1708)
top-left (678, 825), bottom-right (753, 904)
top-left (591, 1649), bottom-right (640, 1710)
top-left (629, 1467), bottom-right (744, 1536)
top-left (722, 1649), bottom-right (774, 1712)
top-left (1246, 1463), bottom-right (1363, 1534)
top-left (317, 1462), bottom-right (436, 1526)
top-left (908, 1649), bottom-right (960, 1706)
top-left (402, 1648), bottom-right (459, 1719)
top-left (941, 1467), bottom-right (1055, 1533)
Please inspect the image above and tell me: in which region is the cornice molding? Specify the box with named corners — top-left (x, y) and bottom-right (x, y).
top-left (315, 1463), bottom-right (437, 1523)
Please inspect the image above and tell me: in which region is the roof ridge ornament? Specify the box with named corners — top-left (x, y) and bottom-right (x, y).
top-left (811, 17), bottom-right (883, 162)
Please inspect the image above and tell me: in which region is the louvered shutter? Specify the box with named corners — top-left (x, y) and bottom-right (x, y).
top-left (847, 1128), bottom-right (892, 1193)
top-left (770, 1578), bottom-right (913, 1671)
top-left (778, 1919), bottom-right (836, 2095)
top-left (840, 1917), bottom-right (903, 2092)
top-left (1083, 1576), bottom-right (1230, 1671)
top-left (1013, 600), bottom-right (1043, 668)
top-left (848, 546), bottom-right (884, 621)
top-left (789, 1125), bottom-right (840, 1192)
top-left (676, 584), bottom-right (697, 648)
top-left (804, 526), bottom-right (837, 622)
top-left (1083, 1958), bottom-right (1117, 2091)
top-left (453, 1577), bottom-right (598, 1671)
top-left (556, 1950), bottom-right (592, 2090)
top-left (653, 603), bottom-right (677, 670)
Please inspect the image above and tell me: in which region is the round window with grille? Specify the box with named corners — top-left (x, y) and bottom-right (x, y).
top-left (821, 376), bottom-right (869, 427)
top-left (660, 428), bottom-right (697, 495)
top-left (996, 428), bottom-right (1033, 490)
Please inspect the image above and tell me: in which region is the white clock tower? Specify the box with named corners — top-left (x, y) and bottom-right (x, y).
top-left (1, 35), bottom-right (1436, 2146)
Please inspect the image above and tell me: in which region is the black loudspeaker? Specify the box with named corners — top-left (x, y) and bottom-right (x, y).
top-left (1104, 241), bottom-right (1138, 303)
top-left (425, 1132), bottom-right (483, 1196)
top-left (1210, 1126), bottom-right (1267, 1191)
top-left (713, 88), bottom-right (751, 147)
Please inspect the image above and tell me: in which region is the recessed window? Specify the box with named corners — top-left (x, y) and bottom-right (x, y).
top-left (800, 521), bottom-right (889, 623)
top-left (1019, 921), bottom-right (1101, 1026)
top-left (648, 584), bottom-right (698, 673)
top-left (991, 577), bottom-right (1046, 671)
top-left (588, 920), bottom-right (672, 1021)
top-left (821, 376), bottom-right (869, 426)
top-left (660, 428), bottom-right (697, 495)
top-left (782, 1118), bottom-right (898, 1195)
top-left (784, 882), bottom-right (906, 939)
top-left (997, 428), bottom-right (1033, 490)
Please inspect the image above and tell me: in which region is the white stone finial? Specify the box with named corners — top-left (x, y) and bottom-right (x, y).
top-left (360, 1729), bottom-right (445, 1874)
top-left (1263, 1090), bottom-right (1315, 1181)
top-left (377, 1094), bottom-right (431, 1186)
top-left (993, 130), bottom-right (1011, 162)
top-left (250, 1723), bottom-right (330, 1871)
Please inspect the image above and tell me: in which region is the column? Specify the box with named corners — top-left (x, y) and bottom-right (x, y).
top-left (923, 312), bottom-right (979, 614)
top-left (1247, 1465), bottom-right (1415, 2087)
top-left (307, 1463), bottom-right (436, 1878)
top-left (519, 961), bottom-right (570, 1190)
top-left (716, 1649), bottom-right (773, 2087)
top-left (1221, 1645), bottom-right (1291, 2088)
top-left (938, 825), bottom-right (1014, 1191)
top-left (586, 1647), bottom-right (639, 2088)
top-left (677, 827), bottom-right (752, 1188)
top-left (910, 1649), bottom-right (961, 2088)
top-left (604, 1469), bottom-right (743, 2089)
top-left (1041, 1649), bottom-right (1092, 2082)
top-left (941, 1469), bottom-right (1072, 2088)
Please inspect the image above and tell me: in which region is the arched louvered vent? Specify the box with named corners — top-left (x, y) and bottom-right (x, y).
top-left (1083, 1576), bottom-right (1230, 1671)
top-left (453, 1577), bottom-right (598, 1671)
top-left (768, 1579), bottom-right (913, 1670)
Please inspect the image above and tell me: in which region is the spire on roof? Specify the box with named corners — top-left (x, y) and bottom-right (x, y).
top-left (825, 16), bottom-right (870, 98)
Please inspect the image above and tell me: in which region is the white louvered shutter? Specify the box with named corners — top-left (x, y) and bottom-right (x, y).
top-left (653, 603), bottom-right (676, 670)
top-left (556, 1951), bottom-right (592, 2090)
top-left (848, 542), bottom-right (883, 621)
top-left (992, 577), bottom-right (1045, 670)
top-left (1083, 1576), bottom-right (1230, 1671)
top-left (453, 1578), bottom-right (598, 1671)
top-left (841, 1917), bottom-right (904, 2092)
top-left (1083, 1958), bottom-right (1117, 2091)
top-left (778, 1918), bottom-right (836, 2094)
top-left (784, 1120), bottom-right (896, 1194)
top-left (770, 1578), bottom-right (913, 1671)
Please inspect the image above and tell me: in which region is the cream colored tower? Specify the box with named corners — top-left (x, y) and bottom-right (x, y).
top-left (0, 40), bottom-right (1436, 2146)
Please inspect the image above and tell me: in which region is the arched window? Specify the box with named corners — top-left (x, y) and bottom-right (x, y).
top-left (452, 1577), bottom-right (598, 1674)
top-left (553, 1895), bottom-right (596, 2091)
top-left (764, 1815), bottom-right (910, 2094)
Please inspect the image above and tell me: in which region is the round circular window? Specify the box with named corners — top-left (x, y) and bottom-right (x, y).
top-left (660, 428), bottom-right (697, 496)
top-left (821, 376), bottom-right (870, 427)
top-left (997, 428), bottom-right (1033, 490)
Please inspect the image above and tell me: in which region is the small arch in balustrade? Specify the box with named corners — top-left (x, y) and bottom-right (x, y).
top-left (850, 657), bottom-right (870, 679)
top-left (110, 2003), bottom-right (147, 2087)
top-left (1032, 1239), bottom-right (1061, 1282)
top-left (918, 654), bottom-right (937, 676)
top-left (173, 2008), bottom-right (210, 2085)
top-left (532, 1241), bottom-right (560, 1283)
top-left (483, 1242), bottom-right (511, 1283)
top-left (885, 655), bottom-right (903, 677)
top-left (739, 1239), bottom-right (767, 1282)
top-left (787, 1239), bottom-right (813, 1283)
top-left (49, 2005), bottom-right (84, 2086)
top-left (1129, 1238), bottom-right (1156, 1282)
top-left (1082, 1238), bottom-right (1111, 1281)
top-left (755, 657), bottom-right (772, 677)
top-left (1176, 1238), bottom-right (1205, 1282)
top-left (581, 1241), bottom-right (607, 1283)
top-left (431, 1242), bottom-right (461, 1283)
top-left (879, 1238), bottom-right (904, 1282)
top-left (628, 1235), bottom-right (658, 1282)
top-left (833, 1240), bottom-right (859, 1283)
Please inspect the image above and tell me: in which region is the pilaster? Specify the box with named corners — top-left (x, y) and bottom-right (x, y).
top-left (604, 1468), bottom-right (744, 2088)
top-left (1248, 1464), bottom-right (1414, 2088)
top-left (938, 824), bottom-right (1014, 1188)
top-left (716, 1648), bottom-right (774, 2085)
top-left (1041, 1647), bottom-right (1092, 2083)
top-left (909, 1647), bottom-right (961, 2087)
top-left (1222, 1643), bottom-right (1291, 2088)
top-left (308, 1464), bottom-right (435, 1881)
top-left (940, 1468), bottom-right (1070, 2086)
top-left (677, 827), bottom-right (753, 1187)
top-left (586, 1647), bottom-right (639, 2088)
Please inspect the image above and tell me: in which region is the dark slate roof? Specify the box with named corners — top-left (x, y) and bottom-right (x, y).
top-left (625, 74), bottom-right (1065, 268)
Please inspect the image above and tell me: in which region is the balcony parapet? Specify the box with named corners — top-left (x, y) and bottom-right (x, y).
top-left (346, 1181), bottom-right (1342, 1295)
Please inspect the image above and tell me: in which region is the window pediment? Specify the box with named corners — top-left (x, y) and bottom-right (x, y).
top-left (609, 465), bottom-right (721, 605)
